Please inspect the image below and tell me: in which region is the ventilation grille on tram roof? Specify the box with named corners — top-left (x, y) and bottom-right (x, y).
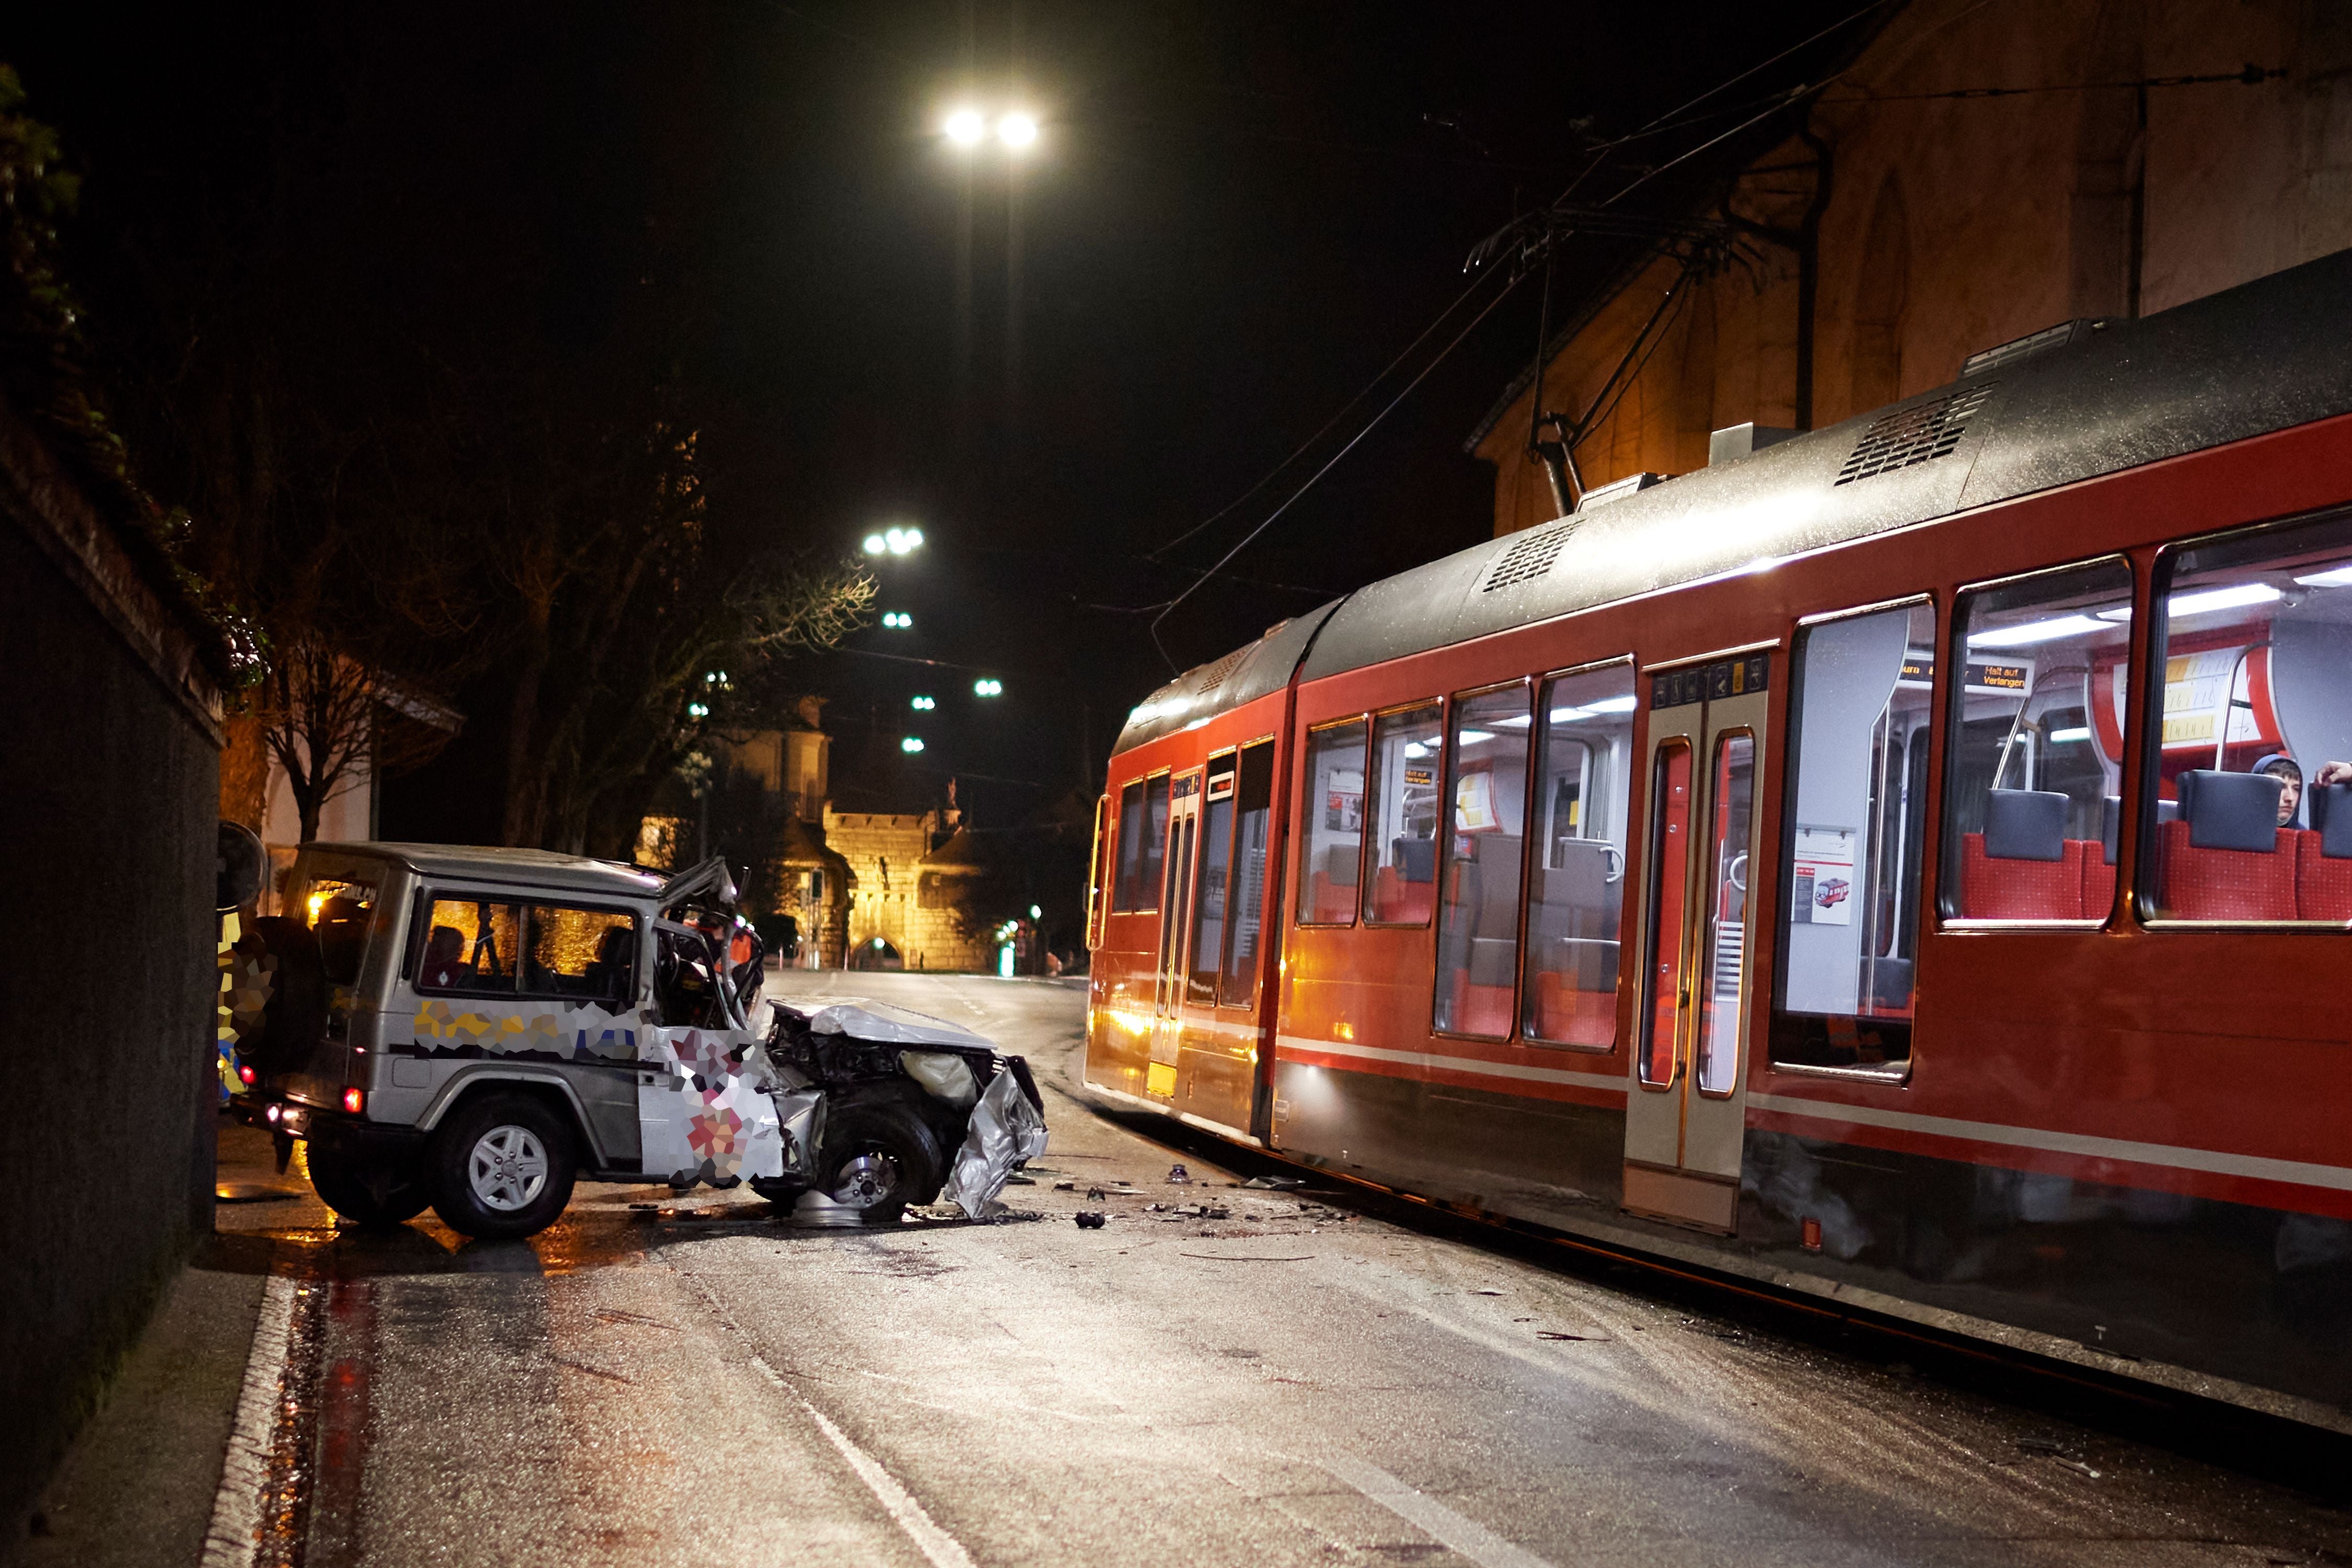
top-left (1193, 647), bottom-right (1250, 695)
top-left (1834, 382), bottom-right (1998, 486)
top-left (1481, 520), bottom-right (1576, 593)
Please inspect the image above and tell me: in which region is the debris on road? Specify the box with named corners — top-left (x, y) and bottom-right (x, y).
top-left (1168, 1163), bottom-right (1192, 1183)
top-left (1054, 1181), bottom-right (1075, 1191)
top-left (1075, 1212), bottom-right (1106, 1229)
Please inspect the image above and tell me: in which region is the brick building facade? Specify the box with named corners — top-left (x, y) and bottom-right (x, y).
top-left (1472, 0), bottom-right (2352, 533)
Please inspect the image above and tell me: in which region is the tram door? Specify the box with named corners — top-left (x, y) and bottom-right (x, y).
top-left (1147, 772), bottom-right (1203, 1098)
top-left (1622, 651), bottom-right (1770, 1234)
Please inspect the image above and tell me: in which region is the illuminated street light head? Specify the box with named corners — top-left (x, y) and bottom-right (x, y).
top-left (883, 611), bottom-right (912, 629)
top-left (901, 736), bottom-right (926, 754)
top-left (998, 113), bottom-right (1039, 150)
top-left (944, 107), bottom-right (986, 146)
top-left (863, 533), bottom-right (886, 555)
top-left (910, 695), bottom-right (935, 710)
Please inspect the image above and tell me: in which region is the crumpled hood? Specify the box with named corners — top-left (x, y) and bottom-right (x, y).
top-left (773, 998), bottom-right (997, 1051)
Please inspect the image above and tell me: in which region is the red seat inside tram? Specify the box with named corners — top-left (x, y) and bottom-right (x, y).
top-left (1959, 788), bottom-right (2087, 919)
top-left (1371, 836), bottom-right (1436, 923)
top-left (1308, 844), bottom-right (1359, 923)
top-left (1440, 833), bottom-right (1519, 1034)
top-left (2080, 794), bottom-right (2121, 918)
top-left (1524, 839), bottom-right (1620, 1044)
top-left (2296, 782), bottom-right (2352, 920)
top-left (2158, 768), bottom-right (2297, 920)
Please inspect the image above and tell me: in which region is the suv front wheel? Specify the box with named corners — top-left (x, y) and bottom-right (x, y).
top-left (427, 1092), bottom-right (578, 1239)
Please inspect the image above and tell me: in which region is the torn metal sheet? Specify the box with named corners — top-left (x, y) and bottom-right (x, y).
top-left (938, 1065), bottom-right (1051, 1219)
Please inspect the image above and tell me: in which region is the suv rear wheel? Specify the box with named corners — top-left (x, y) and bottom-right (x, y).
top-left (816, 1101), bottom-right (942, 1225)
top-left (306, 1137), bottom-right (430, 1229)
top-left (427, 1092), bottom-right (578, 1239)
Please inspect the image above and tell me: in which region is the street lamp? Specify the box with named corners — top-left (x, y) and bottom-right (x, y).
top-left (944, 107), bottom-right (986, 147)
top-left (973, 677), bottom-right (1002, 696)
top-left (998, 113), bottom-right (1039, 151)
top-left (910, 695), bottom-right (935, 710)
top-left (883, 612), bottom-right (913, 629)
top-left (864, 525), bottom-right (924, 557)
top-left (901, 736), bottom-right (926, 754)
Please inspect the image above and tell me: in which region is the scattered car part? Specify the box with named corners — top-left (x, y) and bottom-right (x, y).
top-left (938, 1065), bottom-right (1050, 1218)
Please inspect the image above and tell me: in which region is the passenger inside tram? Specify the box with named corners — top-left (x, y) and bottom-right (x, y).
top-left (1516, 665), bottom-right (1636, 1047)
top-left (2142, 511), bottom-right (2352, 922)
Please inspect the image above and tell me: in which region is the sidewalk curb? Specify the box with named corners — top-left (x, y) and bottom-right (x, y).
top-left (198, 1276), bottom-right (295, 1568)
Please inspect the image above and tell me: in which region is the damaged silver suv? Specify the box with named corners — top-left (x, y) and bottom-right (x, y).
top-left (227, 843), bottom-right (1043, 1238)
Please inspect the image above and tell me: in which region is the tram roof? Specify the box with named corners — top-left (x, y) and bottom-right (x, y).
top-left (1115, 247), bottom-right (2352, 756)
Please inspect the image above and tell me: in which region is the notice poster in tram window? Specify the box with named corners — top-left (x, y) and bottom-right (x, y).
top-left (1454, 769), bottom-right (1498, 833)
top-left (1324, 768), bottom-right (1363, 833)
top-left (1790, 824), bottom-right (1857, 926)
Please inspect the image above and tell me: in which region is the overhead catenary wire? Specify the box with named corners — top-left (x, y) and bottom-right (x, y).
top-left (1147, 263), bottom-right (1528, 672)
top-left (1142, 5), bottom-right (1900, 672)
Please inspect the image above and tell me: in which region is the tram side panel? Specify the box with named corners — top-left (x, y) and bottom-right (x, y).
top-left (1267, 647), bottom-right (1638, 1221)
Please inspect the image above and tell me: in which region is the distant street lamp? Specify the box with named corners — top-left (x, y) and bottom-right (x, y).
top-left (998, 113), bottom-right (1038, 151)
top-left (973, 677), bottom-right (1002, 696)
top-left (901, 736), bottom-right (926, 754)
top-left (883, 612), bottom-right (913, 629)
top-left (864, 526), bottom-right (925, 557)
top-left (910, 695), bottom-right (936, 710)
top-left (944, 108), bottom-right (986, 147)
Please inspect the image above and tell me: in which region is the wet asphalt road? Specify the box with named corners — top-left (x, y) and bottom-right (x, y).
top-left (217, 972), bottom-right (2352, 1567)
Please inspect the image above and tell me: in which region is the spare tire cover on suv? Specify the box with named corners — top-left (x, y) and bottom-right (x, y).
top-left (227, 915), bottom-right (330, 1075)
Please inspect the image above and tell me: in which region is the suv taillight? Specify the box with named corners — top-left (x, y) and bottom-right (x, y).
top-left (237, 1064), bottom-right (257, 1086)
top-left (342, 1087), bottom-right (365, 1114)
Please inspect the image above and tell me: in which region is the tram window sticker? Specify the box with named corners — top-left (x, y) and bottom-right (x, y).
top-left (1790, 825), bottom-right (1857, 926)
top-left (1324, 769), bottom-right (1363, 831)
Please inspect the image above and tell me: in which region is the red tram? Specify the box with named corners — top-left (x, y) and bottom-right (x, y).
top-left (1083, 250), bottom-right (2352, 1429)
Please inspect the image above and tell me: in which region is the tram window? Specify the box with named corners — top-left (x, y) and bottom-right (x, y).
top-left (1520, 662), bottom-right (1636, 1048)
top-left (1434, 685), bottom-right (1531, 1037)
top-left (2143, 509), bottom-right (2352, 923)
top-left (1219, 742), bottom-right (1276, 1007)
top-left (1113, 776), bottom-right (1170, 913)
top-left (1086, 794), bottom-right (1109, 946)
top-left (1110, 779), bottom-right (1144, 912)
top-left (1188, 758), bottom-right (1238, 1002)
top-left (1639, 741), bottom-right (1693, 1088)
top-left (1941, 560), bottom-right (2134, 923)
top-left (1364, 702), bottom-right (1444, 925)
top-left (1296, 720), bottom-right (1367, 925)
top-left (1772, 603), bottom-right (1934, 1072)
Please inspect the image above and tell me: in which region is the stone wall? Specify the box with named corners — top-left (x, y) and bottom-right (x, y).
top-left (0, 394), bottom-right (222, 1530)
top-left (1476, 0), bottom-right (2352, 533)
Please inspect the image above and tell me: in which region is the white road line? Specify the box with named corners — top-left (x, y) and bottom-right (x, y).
top-left (749, 1354), bottom-right (977, 1568)
top-left (1321, 1453), bottom-right (1557, 1568)
top-left (199, 1274), bottom-right (295, 1568)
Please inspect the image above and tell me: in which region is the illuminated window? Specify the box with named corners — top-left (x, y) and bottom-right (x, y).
top-left (1363, 703), bottom-right (1443, 925)
top-left (2145, 509), bottom-right (2352, 923)
top-left (1520, 662), bottom-right (1636, 1048)
top-left (1942, 560), bottom-right (2133, 923)
top-left (1773, 603), bottom-right (1933, 1071)
top-left (1434, 684), bottom-right (1529, 1037)
top-left (1296, 720), bottom-right (1367, 925)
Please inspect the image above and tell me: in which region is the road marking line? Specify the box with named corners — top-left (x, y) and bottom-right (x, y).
top-left (750, 1354), bottom-right (977, 1568)
top-left (200, 1274), bottom-right (296, 1568)
top-left (1320, 1453), bottom-right (1556, 1568)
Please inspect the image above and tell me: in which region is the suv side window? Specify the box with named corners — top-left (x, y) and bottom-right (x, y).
top-left (417, 897), bottom-right (521, 993)
top-left (524, 905), bottom-right (638, 1005)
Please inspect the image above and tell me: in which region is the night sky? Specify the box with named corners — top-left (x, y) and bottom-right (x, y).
top-left (8, 2), bottom-right (1857, 833)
